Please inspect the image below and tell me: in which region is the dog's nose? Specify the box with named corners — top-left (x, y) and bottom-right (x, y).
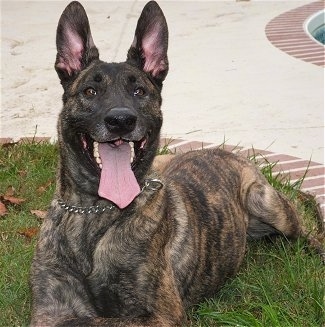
top-left (104, 107), bottom-right (137, 135)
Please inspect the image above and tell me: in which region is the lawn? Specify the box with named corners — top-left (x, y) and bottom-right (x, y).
top-left (0, 141), bottom-right (324, 327)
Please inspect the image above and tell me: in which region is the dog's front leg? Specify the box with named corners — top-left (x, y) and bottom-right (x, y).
top-left (31, 268), bottom-right (186, 327)
top-left (31, 222), bottom-right (187, 327)
top-left (31, 265), bottom-right (176, 327)
top-left (30, 266), bottom-right (98, 327)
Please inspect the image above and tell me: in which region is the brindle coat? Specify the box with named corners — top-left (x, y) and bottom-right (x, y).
top-left (30, 2), bottom-right (321, 326)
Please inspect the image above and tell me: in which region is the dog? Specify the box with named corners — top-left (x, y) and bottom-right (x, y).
top-left (30, 1), bottom-right (323, 326)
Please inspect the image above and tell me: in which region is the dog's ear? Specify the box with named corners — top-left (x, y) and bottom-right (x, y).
top-left (55, 1), bottom-right (99, 83)
top-left (127, 1), bottom-right (168, 84)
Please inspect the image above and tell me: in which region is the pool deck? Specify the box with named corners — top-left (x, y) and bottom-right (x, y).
top-left (1, 1), bottom-right (324, 215)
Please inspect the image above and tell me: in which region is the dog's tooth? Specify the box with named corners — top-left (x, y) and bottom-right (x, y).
top-left (94, 149), bottom-right (99, 159)
top-left (93, 141), bottom-right (103, 169)
top-left (129, 142), bottom-right (135, 163)
top-left (93, 142), bottom-right (99, 158)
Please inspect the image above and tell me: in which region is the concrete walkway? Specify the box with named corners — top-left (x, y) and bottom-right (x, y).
top-left (1, 1), bottom-right (323, 163)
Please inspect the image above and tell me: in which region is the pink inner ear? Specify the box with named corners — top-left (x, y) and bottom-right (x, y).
top-left (141, 23), bottom-right (166, 77)
top-left (57, 27), bottom-right (84, 75)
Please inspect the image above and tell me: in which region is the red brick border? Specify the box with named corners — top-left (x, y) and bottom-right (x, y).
top-left (265, 1), bottom-right (325, 67)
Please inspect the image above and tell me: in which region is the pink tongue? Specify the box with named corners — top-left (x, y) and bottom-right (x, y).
top-left (98, 142), bottom-right (141, 209)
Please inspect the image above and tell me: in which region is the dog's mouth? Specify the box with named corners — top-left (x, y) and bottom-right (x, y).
top-left (81, 135), bottom-right (147, 209)
top-left (92, 139), bottom-right (146, 169)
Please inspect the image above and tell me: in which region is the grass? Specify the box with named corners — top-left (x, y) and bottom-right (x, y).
top-left (0, 141), bottom-right (57, 326)
top-left (0, 141), bottom-right (324, 327)
top-left (190, 237), bottom-right (324, 326)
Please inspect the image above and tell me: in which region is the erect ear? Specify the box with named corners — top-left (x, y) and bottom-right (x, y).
top-left (127, 1), bottom-right (169, 85)
top-left (55, 1), bottom-right (99, 84)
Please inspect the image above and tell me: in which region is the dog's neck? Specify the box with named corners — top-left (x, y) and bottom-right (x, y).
top-left (56, 178), bottom-right (163, 213)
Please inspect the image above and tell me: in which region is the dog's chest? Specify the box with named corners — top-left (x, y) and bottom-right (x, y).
top-left (75, 213), bottom-right (160, 315)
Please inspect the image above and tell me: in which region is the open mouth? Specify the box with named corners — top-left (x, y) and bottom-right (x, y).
top-left (93, 139), bottom-right (146, 169)
top-left (81, 135), bottom-right (147, 209)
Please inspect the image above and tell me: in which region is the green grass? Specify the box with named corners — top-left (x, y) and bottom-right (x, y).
top-left (0, 142), bottom-right (324, 327)
top-left (190, 237), bottom-right (324, 326)
top-left (0, 141), bottom-right (57, 326)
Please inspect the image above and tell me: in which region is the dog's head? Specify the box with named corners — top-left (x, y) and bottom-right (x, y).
top-left (55, 1), bottom-right (168, 208)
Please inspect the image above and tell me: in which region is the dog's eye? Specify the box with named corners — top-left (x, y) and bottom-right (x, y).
top-left (133, 87), bottom-right (146, 97)
top-left (84, 87), bottom-right (97, 97)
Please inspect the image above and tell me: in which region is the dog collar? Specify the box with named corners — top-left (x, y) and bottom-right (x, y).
top-left (57, 200), bottom-right (114, 214)
top-left (57, 178), bottom-right (163, 214)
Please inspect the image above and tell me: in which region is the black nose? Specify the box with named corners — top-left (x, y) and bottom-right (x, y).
top-left (104, 107), bottom-right (137, 135)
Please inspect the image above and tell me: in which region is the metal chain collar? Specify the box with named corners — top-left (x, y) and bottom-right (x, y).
top-left (58, 178), bottom-right (163, 214)
top-left (57, 200), bottom-right (114, 214)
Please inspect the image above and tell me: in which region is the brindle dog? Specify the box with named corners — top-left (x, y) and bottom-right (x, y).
top-left (30, 1), bottom-right (322, 326)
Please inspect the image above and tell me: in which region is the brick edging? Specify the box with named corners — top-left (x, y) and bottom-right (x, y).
top-left (265, 1), bottom-right (325, 67)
